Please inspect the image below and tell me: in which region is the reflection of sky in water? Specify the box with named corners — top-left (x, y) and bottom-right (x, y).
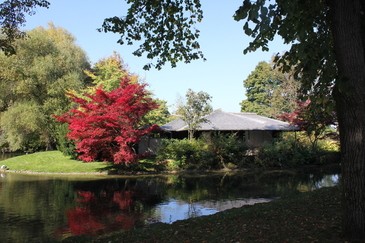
top-left (150, 174), bottom-right (340, 225)
top-left (313, 174), bottom-right (339, 189)
top-left (150, 198), bottom-right (272, 224)
top-left (152, 200), bottom-right (218, 223)
top-left (296, 174), bottom-right (339, 192)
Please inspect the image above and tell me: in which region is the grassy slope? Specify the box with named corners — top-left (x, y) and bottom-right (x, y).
top-left (0, 151), bottom-right (111, 173)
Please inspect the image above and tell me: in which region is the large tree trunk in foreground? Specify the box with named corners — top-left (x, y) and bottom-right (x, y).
top-left (330, 0), bottom-right (365, 240)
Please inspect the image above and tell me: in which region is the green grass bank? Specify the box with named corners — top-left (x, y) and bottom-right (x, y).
top-left (0, 151), bottom-right (111, 174)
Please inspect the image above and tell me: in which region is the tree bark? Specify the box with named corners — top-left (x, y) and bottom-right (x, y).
top-left (330, 0), bottom-right (365, 240)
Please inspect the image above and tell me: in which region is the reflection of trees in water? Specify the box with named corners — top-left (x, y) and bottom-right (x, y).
top-left (65, 190), bottom-right (137, 236)
top-left (64, 178), bottom-right (168, 236)
top-left (163, 167), bottom-right (340, 201)
top-left (0, 176), bottom-right (76, 242)
top-left (0, 167), bottom-right (340, 241)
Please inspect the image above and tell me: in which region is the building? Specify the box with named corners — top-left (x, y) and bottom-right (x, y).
top-left (160, 110), bottom-right (296, 148)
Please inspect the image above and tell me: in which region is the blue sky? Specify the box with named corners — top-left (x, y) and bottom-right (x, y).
top-left (23, 0), bottom-right (289, 112)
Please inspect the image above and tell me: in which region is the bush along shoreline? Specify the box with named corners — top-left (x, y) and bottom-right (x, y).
top-left (154, 132), bottom-right (340, 172)
top-left (0, 132), bottom-right (340, 175)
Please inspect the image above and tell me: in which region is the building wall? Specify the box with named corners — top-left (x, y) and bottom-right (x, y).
top-left (245, 130), bottom-right (274, 148)
top-left (138, 136), bottom-right (161, 155)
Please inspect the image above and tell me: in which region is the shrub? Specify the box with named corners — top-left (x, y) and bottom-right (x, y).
top-left (317, 139), bottom-right (340, 152)
top-left (156, 133), bottom-right (249, 170)
top-left (55, 123), bottom-right (78, 159)
top-left (202, 132), bottom-right (247, 169)
top-left (255, 135), bottom-right (315, 168)
top-left (254, 131), bottom-right (341, 168)
top-left (156, 139), bottom-right (209, 170)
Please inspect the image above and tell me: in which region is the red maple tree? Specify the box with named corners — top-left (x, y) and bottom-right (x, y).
top-left (279, 99), bottom-right (336, 148)
top-left (56, 77), bottom-right (159, 164)
top-left (279, 100), bottom-right (312, 130)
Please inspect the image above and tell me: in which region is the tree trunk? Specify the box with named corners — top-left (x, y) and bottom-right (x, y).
top-left (188, 129), bottom-right (194, 140)
top-left (330, 0), bottom-right (365, 240)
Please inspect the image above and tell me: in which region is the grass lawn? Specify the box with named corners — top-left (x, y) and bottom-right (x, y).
top-left (62, 186), bottom-right (343, 243)
top-left (0, 151), bottom-right (111, 173)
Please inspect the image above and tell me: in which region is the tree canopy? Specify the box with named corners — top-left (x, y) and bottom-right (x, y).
top-left (0, 23), bottom-right (89, 151)
top-left (83, 52), bottom-right (171, 127)
top-left (240, 60), bottom-right (299, 117)
top-left (100, 0), bottom-right (205, 70)
top-left (176, 89), bottom-right (212, 140)
top-left (235, 1), bottom-right (365, 239)
top-left (83, 52), bottom-right (138, 93)
top-left (0, 0), bottom-right (49, 55)
top-left (56, 77), bottom-right (159, 164)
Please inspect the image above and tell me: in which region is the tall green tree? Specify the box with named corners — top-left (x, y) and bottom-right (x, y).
top-left (0, 23), bottom-right (89, 151)
top-left (241, 61), bottom-right (299, 117)
top-left (233, 1), bottom-right (364, 240)
top-left (176, 89), bottom-right (212, 140)
top-left (144, 98), bottom-right (171, 126)
top-left (241, 61), bottom-right (277, 116)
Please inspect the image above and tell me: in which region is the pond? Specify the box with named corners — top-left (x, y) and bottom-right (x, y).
top-left (0, 168), bottom-right (339, 242)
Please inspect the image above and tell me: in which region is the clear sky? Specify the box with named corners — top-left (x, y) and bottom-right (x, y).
top-left (23, 0), bottom-right (289, 112)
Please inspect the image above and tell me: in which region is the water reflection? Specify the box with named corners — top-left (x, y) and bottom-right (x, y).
top-left (151, 197), bottom-right (273, 224)
top-left (0, 168), bottom-right (340, 242)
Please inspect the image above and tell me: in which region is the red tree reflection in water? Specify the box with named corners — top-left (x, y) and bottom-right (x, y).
top-left (65, 190), bottom-right (138, 236)
top-left (67, 207), bottom-right (105, 235)
top-left (113, 191), bottom-right (133, 210)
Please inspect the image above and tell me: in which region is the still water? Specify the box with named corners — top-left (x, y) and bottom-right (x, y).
top-left (0, 168), bottom-right (339, 242)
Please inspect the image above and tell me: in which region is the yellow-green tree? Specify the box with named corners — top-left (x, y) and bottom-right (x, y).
top-left (81, 53), bottom-right (171, 126)
top-left (83, 52), bottom-right (138, 93)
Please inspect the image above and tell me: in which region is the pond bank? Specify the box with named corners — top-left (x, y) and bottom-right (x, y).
top-left (0, 150), bottom-right (341, 177)
top-left (63, 186), bottom-right (343, 242)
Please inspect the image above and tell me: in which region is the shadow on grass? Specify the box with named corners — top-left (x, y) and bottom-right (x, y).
top-left (95, 158), bottom-right (165, 175)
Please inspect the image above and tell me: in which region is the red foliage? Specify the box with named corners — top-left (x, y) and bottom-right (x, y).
top-left (56, 77), bottom-right (159, 164)
top-left (66, 207), bottom-right (105, 235)
top-left (65, 189), bottom-right (138, 236)
top-left (279, 100), bottom-right (311, 130)
top-left (113, 191), bottom-right (134, 210)
top-left (76, 191), bottom-right (95, 203)
top-left (279, 99), bottom-right (336, 141)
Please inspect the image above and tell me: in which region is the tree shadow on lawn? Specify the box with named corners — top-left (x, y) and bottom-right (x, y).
top-left (95, 159), bottom-right (165, 175)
